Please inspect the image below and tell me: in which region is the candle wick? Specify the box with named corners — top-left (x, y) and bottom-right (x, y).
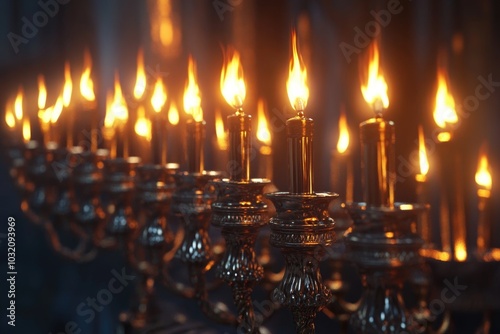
top-left (373, 98), bottom-right (384, 118)
top-left (295, 98), bottom-right (305, 114)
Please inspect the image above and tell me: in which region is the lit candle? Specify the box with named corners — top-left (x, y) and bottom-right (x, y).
top-left (475, 149), bottom-right (492, 254)
top-left (150, 77), bottom-right (168, 164)
top-left (79, 49), bottom-right (97, 151)
top-left (37, 75), bottom-right (49, 145)
top-left (256, 98), bottom-right (272, 180)
top-left (183, 56), bottom-right (205, 173)
top-left (4, 99), bottom-right (18, 145)
top-left (359, 42), bottom-right (394, 208)
top-left (415, 125), bottom-right (431, 244)
top-left (331, 107), bottom-right (353, 203)
top-left (134, 105), bottom-right (152, 164)
top-left (167, 102), bottom-right (180, 163)
top-left (103, 73), bottom-right (128, 159)
top-left (433, 66), bottom-right (466, 261)
top-left (220, 48), bottom-right (250, 182)
top-left (286, 31), bottom-right (312, 194)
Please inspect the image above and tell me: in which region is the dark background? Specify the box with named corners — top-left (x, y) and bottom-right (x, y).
top-left (0, 0), bottom-right (499, 333)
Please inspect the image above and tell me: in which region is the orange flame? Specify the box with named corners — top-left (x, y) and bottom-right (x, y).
top-left (256, 99), bottom-right (271, 146)
top-left (336, 111), bottom-right (349, 154)
top-left (22, 117), bottom-right (31, 143)
top-left (433, 68), bottom-right (457, 132)
top-left (14, 87), bottom-right (23, 121)
top-left (134, 48), bottom-right (147, 100)
top-left (183, 56), bottom-right (203, 122)
top-left (5, 101), bottom-right (15, 129)
top-left (168, 102), bottom-right (179, 125)
top-left (63, 61), bottom-right (73, 108)
top-left (455, 243), bottom-right (467, 262)
top-left (80, 49), bottom-right (96, 102)
top-left (220, 49), bottom-right (246, 109)
top-left (286, 31), bottom-right (309, 111)
top-left (105, 73), bottom-right (128, 129)
top-left (134, 105), bottom-right (151, 141)
top-left (361, 43), bottom-right (389, 112)
top-left (151, 77), bottom-right (167, 113)
top-left (475, 152), bottom-right (492, 198)
top-left (417, 125), bottom-right (429, 180)
top-left (38, 75), bottom-right (47, 110)
top-left (215, 108), bottom-right (227, 150)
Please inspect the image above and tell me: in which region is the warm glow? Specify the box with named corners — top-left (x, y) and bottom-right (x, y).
top-left (168, 102), bottom-right (179, 125)
top-left (455, 242), bottom-right (467, 262)
top-left (134, 106), bottom-right (151, 141)
top-left (14, 87), bottom-right (23, 121)
top-left (151, 77), bottom-right (167, 113)
top-left (417, 125), bottom-right (429, 177)
top-left (215, 108), bottom-right (227, 150)
top-left (134, 48), bottom-right (146, 100)
top-left (475, 153), bottom-right (492, 195)
top-left (286, 31), bottom-right (309, 111)
top-left (437, 132), bottom-right (452, 142)
top-left (220, 49), bottom-right (246, 109)
top-left (63, 61), bottom-right (73, 108)
top-left (50, 95), bottom-right (64, 124)
top-left (183, 56), bottom-right (203, 122)
top-left (5, 102), bottom-right (15, 129)
top-left (105, 73), bottom-right (128, 129)
top-left (361, 43), bottom-right (389, 112)
top-left (38, 75), bottom-right (47, 110)
top-left (22, 117), bottom-right (30, 143)
top-left (256, 99), bottom-right (271, 146)
top-left (336, 111), bottom-right (349, 154)
top-left (433, 68), bottom-right (457, 129)
top-left (80, 49), bottom-right (96, 102)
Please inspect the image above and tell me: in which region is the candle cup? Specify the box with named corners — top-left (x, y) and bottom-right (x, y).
top-left (185, 119), bottom-right (205, 173)
top-left (287, 112), bottom-right (313, 194)
top-left (227, 112), bottom-right (251, 182)
top-left (359, 116), bottom-right (395, 208)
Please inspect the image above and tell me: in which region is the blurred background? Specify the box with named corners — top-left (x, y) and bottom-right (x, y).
top-left (0, 0), bottom-right (499, 333)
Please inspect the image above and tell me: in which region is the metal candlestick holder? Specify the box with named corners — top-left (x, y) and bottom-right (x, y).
top-left (211, 177), bottom-right (271, 333)
top-left (119, 163), bottom-right (179, 333)
top-left (345, 202), bottom-right (425, 334)
top-left (169, 170), bottom-right (237, 325)
top-left (265, 191), bottom-right (337, 334)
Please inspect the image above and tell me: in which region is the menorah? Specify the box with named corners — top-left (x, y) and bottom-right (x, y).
top-left (3, 31), bottom-right (499, 334)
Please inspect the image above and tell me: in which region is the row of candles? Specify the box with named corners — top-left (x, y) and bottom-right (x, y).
top-left (3, 32), bottom-right (494, 262)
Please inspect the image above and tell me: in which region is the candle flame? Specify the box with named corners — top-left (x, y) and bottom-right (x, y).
top-left (220, 48), bottom-right (246, 109)
top-left (256, 99), bottom-right (271, 146)
top-left (5, 101), bottom-right (15, 128)
top-left (14, 87), bottom-right (23, 121)
top-left (38, 75), bottom-right (47, 110)
top-left (50, 95), bottom-right (64, 123)
top-left (215, 108), bottom-right (227, 150)
top-left (168, 102), bottom-right (179, 125)
top-left (336, 111), bottom-right (349, 154)
top-left (105, 73), bottom-right (128, 129)
top-left (417, 125), bottom-right (429, 178)
top-left (151, 77), bottom-right (167, 113)
top-left (286, 31), bottom-right (309, 111)
top-left (80, 49), bottom-right (96, 102)
top-left (455, 242), bottom-right (467, 262)
top-left (22, 117), bottom-right (31, 143)
top-left (183, 56), bottom-right (203, 122)
top-left (361, 42), bottom-right (389, 112)
top-left (63, 61), bottom-right (73, 108)
top-left (134, 105), bottom-right (151, 141)
top-left (134, 48), bottom-right (147, 100)
top-left (433, 68), bottom-right (457, 130)
top-left (475, 152), bottom-right (492, 197)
